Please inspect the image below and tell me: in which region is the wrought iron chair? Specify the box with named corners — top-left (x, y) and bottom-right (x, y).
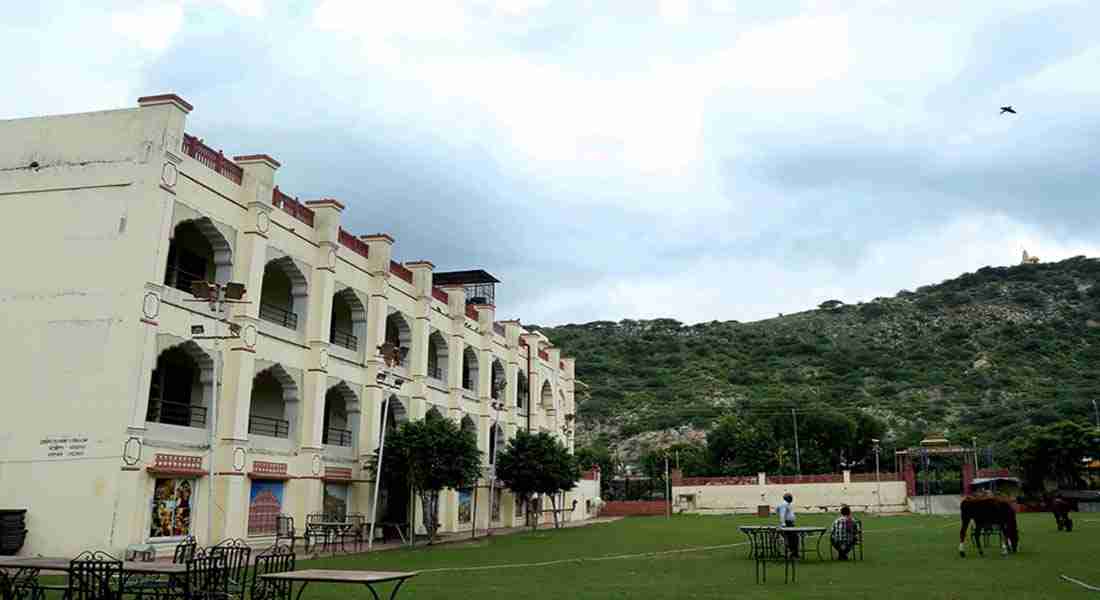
top-left (173, 537), bottom-right (198, 565)
top-left (754, 528), bottom-right (797, 584)
top-left (67, 551), bottom-right (123, 600)
top-left (208, 540), bottom-right (250, 600)
top-left (274, 516), bottom-right (297, 553)
top-left (183, 550), bottom-right (228, 600)
top-left (303, 514), bottom-right (327, 554)
top-left (0, 564), bottom-right (47, 600)
top-left (249, 545), bottom-right (295, 600)
top-left (339, 514), bottom-right (367, 553)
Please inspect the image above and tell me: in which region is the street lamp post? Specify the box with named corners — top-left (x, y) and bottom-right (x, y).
top-left (186, 280), bottom-right (249, 545)
top-left (1092, 399), bottom-right (1099, 429)
top-left (871, 439), bottom-right (881, 512)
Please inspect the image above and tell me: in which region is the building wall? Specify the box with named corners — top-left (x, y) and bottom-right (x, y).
top-left (0, 95), bottom-right (583, 558)
top-left (673, 475), bottom-right (909, 515)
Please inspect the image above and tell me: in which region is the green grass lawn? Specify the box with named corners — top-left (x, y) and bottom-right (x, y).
top-left (298, 513), bottom-right (1099, 599)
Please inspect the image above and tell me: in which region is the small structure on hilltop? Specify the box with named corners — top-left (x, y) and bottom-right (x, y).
top-left (1021, 250), bottom-right (1040, 264)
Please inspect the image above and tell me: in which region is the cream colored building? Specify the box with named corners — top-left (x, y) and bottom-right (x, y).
top-left (0, 94), bottom-right (593, 557)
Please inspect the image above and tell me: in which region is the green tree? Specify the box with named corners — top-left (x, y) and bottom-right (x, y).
top-left (574, 443), bottom-right (615, 496)
top-left (1011, 420), bottom-right (1100, 493)
top-left (380, 416), bottom-right (482, 544)
top-left (707, 416), bottom-right (776, 475)
top-left (496, 431), bottom-right (582, 529)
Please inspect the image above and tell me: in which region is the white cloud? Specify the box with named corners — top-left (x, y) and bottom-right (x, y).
top-left (110, 2), bottom-right (186, 52)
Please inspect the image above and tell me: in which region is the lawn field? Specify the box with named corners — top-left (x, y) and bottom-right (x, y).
top-left (298, 513), bottom-right (1100, 599)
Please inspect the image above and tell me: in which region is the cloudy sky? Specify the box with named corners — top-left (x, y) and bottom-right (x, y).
top-left (5, 1), bottom-right (1100, 325)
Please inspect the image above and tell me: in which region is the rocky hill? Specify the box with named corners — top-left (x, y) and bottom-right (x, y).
top-left (533, 256), bottom-right (1100, 463)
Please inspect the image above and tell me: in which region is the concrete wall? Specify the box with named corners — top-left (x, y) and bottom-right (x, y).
top-left (673, 474), bottom-right (908, 515)
top-left (0, 95), bottom-right (585, 557)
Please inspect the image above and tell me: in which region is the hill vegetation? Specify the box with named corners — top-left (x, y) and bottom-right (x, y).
top-left (534, 256), bottom-right (1100, 472)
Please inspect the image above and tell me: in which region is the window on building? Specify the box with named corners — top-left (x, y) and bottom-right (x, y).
top-left (150, 478), bottom-right (195, 539)
top-left (323, 483), bottom-right (350, 521)
top-left (514, 495), bottom-right (525, 516)
top-left (247, 480), bottom-right (285, 537)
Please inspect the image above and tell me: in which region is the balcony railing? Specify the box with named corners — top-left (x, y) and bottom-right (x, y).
top-left (259, 301), bottom-right (298, 330)
top-left (338, 228), bottom-right (370, 260)
top-left (182, 134), bottom-right (243, 185)
top-left (323, 427), bottom-right (353, 447)
top-left (389, 261), bottom-right (414, 284)
top-left (427, 365), bottom-right (444, 380)
top-left (272, 186), bottom-right (315, 228)
top-left (165, 265), bottom-right (206, 294)
top-left (249, 414), bottom-right (290, 438)
top-left (330, 328), bottom-right (358, 351)
top-left (146, 399), bottom-right (207, 428)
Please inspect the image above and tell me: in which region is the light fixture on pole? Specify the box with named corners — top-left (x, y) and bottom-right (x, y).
top-left (368, 344), bottom-right (408, 551)
top-left (183, 280), bottom-right (249, 544)
top-left (871, 438), bottom-right (881, 512)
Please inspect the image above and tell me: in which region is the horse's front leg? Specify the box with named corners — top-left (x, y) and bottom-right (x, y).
top-left (959, 520), bottom-right (969, 557)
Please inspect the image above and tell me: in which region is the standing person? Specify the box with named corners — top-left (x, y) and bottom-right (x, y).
top-left (830, 505), bottom-right (857, 560)
top-left (777, 493), bottom-right (799, 557)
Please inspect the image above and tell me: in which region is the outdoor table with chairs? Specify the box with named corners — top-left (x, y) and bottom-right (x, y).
top-left (303, 514), bottom-right (368, 556)
top-left (737, 525), bottom-right (828, 561)
top-left (259, 569), bottom-right (418, 600)
top-left (0, 538), bottom-right (305, 600)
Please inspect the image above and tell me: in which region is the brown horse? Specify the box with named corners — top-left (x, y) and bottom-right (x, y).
top-left (959, 496), bottom-right (1019, 557)
top-left (1050, 496), bottom-right (1073, 532)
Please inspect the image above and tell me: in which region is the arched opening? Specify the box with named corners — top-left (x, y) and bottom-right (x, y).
top-left (259, 257), bottom-right (308, 331)
top-left (146, 342), bottom-right (213, 428)
top-left (490, 360), bottom-right (506, 402)
top-left (163, 219), bottom-right (231, 292)
top-left (330, 288), bottom-right (367, 352)
top-left (323, 382), bottom-right (359, 447)
top-left (541, 380), bottom-right (554, 409)
top-left (249, 365), bottom-right (298, 439)
top-left (460, 415), bottom-right (478, 445)
top-left (461, 346), bottom-right (479, 392)
top-left (384, 312), bottom-right (412, 367)
top-left (488, 423), bottom-right (505, 465)
top-left (427, 331), bottom-right (448, 381)
top-left (425, 406), bottom-right (444, 422)
top-left (517, 371), bottom-right (529, 412)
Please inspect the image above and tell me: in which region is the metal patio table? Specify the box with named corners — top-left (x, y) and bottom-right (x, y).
top-left (0, 557), bottom-right (188, 600)
top-left (736, 525), bottom-right (776, 559)
top-left (778, 526), bottom-right (829, 560)
top-left (260, 569), bottom-right (417, 600)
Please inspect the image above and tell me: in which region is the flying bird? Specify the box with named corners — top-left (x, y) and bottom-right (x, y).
top-left (1000, 106), bottom-right (1017, 115)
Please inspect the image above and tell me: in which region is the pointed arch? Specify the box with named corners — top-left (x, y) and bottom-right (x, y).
top-left (260, 256), bottom-right (309, 331)
top-left (164, 216), bottom-right (233, 290)
top-left (540, 380), bottom-right (553, 409)
top-left (146, 340), bottom-right (215, 428)
top-left (250, 363), bottom-right (299, 439)
top-left (461, 346), bottom-right (479, 391)
top-left (384, 311), bottom-right (412, 367)
top-left (331, 287), bottom-right (368, 352)
top-left (383, 395), bottom-right (408, 431)
top-left (516, 370), bottom-right (529, 411)
top-left (489, 423), bottom-right (505, 465)
top-left (427, 330), bottom-right (449, 382)
top-left (323, 380), bottom-right (359, 447)
top-left (490, 359), bottom-right (506, 401)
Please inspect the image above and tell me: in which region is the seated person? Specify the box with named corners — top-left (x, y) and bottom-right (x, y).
top-left (830, 505), bottom-right (857, 560)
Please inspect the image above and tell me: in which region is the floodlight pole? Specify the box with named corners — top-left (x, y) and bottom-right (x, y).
top-left (367, 386), bottom-right (392, 552)
top-left (872, 440), bottom-right (881, 513)
top-left (791, 409), bottom-right (802, 475)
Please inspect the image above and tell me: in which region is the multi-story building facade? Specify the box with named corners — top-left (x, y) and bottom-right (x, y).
top-left (0, 94), bottom-right (591, 558)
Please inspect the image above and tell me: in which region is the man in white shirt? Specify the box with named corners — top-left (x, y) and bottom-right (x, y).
top-left (776, 493), bottom-right (798, 556)
top-left (777, 493), bottom-right (796, 527)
